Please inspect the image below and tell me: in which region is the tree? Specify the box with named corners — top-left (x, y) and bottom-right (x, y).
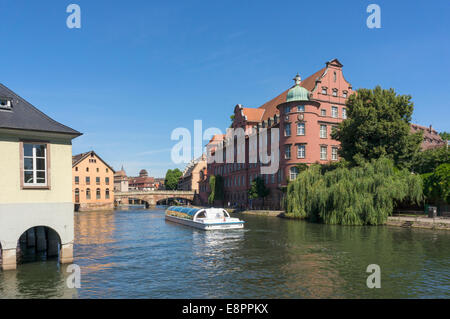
top-left (412, 146), bottom-right (450, 174)
top-left (422, 163), bottom-right (450, 205)
top-left (165, 168), bottom-right (182, 190)
top-left (286, 158), bottom-right (423, 225)
top-left (331, 86), bottom-right (422, 169)
top-left (248, 177), bottom-right (270, 207)
top-left (439, 132), bottom-right (450, 141)
top-left (229, 114), bottom-right (235, 128)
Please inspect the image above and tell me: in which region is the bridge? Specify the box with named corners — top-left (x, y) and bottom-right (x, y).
top-left (114, 190), bottom-right (196, 207)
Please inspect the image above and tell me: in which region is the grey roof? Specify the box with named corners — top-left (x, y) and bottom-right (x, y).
top-left (0, 83), bottom-right (82, 136)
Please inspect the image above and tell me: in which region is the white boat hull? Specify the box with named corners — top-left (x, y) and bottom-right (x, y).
top-left (165, 215), bottom-right (244, 230)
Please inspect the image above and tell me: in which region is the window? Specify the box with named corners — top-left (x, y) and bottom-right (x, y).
top-left (332, 89), bottom-right (338, 97)
top-left (106, 168), bottom-right (109, 173)
top-left (320, 146), bottom-right (328, 160)
top-left (86, 167), bottom-right (89, 172)
top-left (343, 91), bottom-right (348, 98)
top-left (96, 188), bottom-right (101, 200)
top-left (290, 167), bottom-right (299, 180)
top-left (22, 143), bottom-right (47, 186)
top-left (96, 168), bottom-right (99, 172)
top-left (321, 109), bottom-right (326, 116)
top-left (333, 71), bottom-right (337, 82)
top-left (96, 177), bottom-right (100, 185)
top-left (75, 176), bottom-right (79, 184)
top-left (297, 122), bottom-right (305, 135)
top-left (0, 98), bottom-right (12, 110)
top-left (342, 108), bottom-right (347, 119)
top-left (297, 105), bottom-right (305, 112)
top-left (75, 167), bottom-right (78, 172)
top-left (321, 87), bottom-right (327, 95)
top-left (332, 147), bottom-right (338, 161)
top-left (285, 105), bottom-right (290, 114)
top-left (86, 176), bottom-right (90, 185)
top-left (285, 123), bottom-right (291, 136)
top-left (105, 177), bottom-right (110, 185)
top-left (105, 188), bottom-right (110, 199)
top-left (285, 145), bottom-right (291, 159)
top-left (271, 173), bottom-right (275, 184)
top-left (297, 145), bottom-right (305, 159)
top-left (332, 106), bottom-right (338, 118)
top-left (86, 188), bottom-right (91, 200)
top-left (320, 125), bottom-right (327, 138)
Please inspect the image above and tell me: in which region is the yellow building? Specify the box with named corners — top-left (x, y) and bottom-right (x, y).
top-left (0, 83), bottom-right (81, 270)
top-left (72, 151), bottom-right (115, 211)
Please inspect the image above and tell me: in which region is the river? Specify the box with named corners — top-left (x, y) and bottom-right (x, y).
top-left (1, 207), bottom-right (449, 298)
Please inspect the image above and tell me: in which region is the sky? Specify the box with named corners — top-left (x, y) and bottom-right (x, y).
top-left (1, 0), bottom-right (449, 177)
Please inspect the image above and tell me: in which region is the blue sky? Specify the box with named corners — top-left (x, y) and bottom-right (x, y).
top-left (1, 0), bottom-right (449, 177)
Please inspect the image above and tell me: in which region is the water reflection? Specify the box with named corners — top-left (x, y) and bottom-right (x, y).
top-left (0, 263), bottom-right (77, 299)
top-left (1, 209), bottom-right (449, 298)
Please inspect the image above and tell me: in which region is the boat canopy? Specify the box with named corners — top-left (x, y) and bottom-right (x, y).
top-left (166, 206), bottom-right (202, 216)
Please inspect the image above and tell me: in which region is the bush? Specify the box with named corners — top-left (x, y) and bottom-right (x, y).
top-left (286, 158), bottom-right (423, 225)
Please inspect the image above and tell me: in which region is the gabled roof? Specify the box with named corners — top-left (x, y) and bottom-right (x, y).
top-left (72, 150), bottom-right (116, 173)
top-left (0, 83), bottom-right (81, 136)
top-left (241, 107), bottom-right (265, 122)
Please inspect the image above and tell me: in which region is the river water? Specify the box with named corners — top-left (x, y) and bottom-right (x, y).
top-left (1, 207), bottom-right (449, 298)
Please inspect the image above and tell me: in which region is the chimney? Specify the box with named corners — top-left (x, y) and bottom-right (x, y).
top-left (429, 125), bottom-right (433, 133)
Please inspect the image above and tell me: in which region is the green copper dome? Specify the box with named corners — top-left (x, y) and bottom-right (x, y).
top-left (286, 85), bottom-right (310, 102)
top-left (286, 74), bottom-right (310, 102)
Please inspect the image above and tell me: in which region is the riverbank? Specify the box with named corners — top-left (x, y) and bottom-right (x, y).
top-left (231, 208), bottom-right (450, 231)
top-left (386, 216), bottom-right (450, 231)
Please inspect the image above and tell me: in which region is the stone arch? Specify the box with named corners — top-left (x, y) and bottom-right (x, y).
top-left (16, 226), bottom-right (62, 265)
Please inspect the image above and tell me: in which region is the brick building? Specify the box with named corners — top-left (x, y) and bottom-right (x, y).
top-left (200, 58), bottom-right (354, 209)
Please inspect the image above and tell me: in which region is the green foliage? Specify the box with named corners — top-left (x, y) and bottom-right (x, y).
top-left (248, 176), bottom-right (270, 200)
top-left (164, 168), bottom-right (183, 190)
top-left (230, 114), bottom-right (235, 128)
top-left (331, 86), bottom-right (422, 169)
top-left (208, 175), bottom-right (224, 204)
top-left (412, 146), bottom-right (450, 174)
top-left (421, 163), bottom-right (450, 204)
top-left (439, 132), bottom-right (450, 141)
top-left (286, 158), bottom-right (423, 225)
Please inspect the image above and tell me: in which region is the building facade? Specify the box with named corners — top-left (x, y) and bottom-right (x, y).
top-left (72, 151), bottom-right (115, 211)
top-left (178, 154), bottom-right (207, 192)
top-left (114, 165), bottom-right (129, 192)
top-left (200, 59), bottom-right (354, 209)
top-left (128, 169), bottom-right (155, 190)
top-left (0, 83), bottom-right (81, 270)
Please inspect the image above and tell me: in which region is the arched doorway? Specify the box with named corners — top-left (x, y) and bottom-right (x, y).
top-left (16, 226), bottom-right (62, 265)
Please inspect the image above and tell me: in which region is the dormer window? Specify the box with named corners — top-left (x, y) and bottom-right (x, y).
top-left (0, 98), bottom-right (12, 110)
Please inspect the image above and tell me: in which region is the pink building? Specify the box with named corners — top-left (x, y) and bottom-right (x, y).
top-left (200, 59), bottom-right (354, 209)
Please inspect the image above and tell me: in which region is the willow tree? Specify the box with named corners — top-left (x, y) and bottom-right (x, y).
top-left (286, 158), bottom-right (423, 225)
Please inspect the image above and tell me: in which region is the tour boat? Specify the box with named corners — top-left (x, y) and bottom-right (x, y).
top-left (165, 206), bottom-right (245, 230)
